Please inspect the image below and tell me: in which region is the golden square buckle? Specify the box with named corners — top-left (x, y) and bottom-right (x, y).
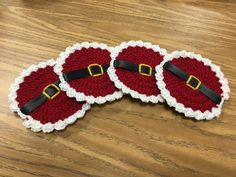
top-left (186, 75), bottom-right (201, 90)
top-left (42, 84), bottom-right (61, 99)
top-left (138, 64), bottom-right (152, 76)
top-left (88, 64), bottom-right (104, 77)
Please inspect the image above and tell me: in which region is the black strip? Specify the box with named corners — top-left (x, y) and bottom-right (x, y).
top-left (163, 62), bottom-right (222, 104)
top-left (63, 64), bottom-right (109, 81)
top-left (114, 60), bottom-right (155, 76)
top-left (198, 84), bottom-right (222, 104)
top-left (163, 62), bottom-right (189, 81)
top-left (20, 80), bottom-right (60, 115)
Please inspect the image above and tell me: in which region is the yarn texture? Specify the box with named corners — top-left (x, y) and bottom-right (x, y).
top-left (54, 42), bottom-right (123, 104)
top-left (155, 50), bottom-right (230, 120)
top-left (8, 59), bottom-right (90, 133)
top-left (8, 43), bottom-right (231, 134)
top-left (108, 40), bottom-right (167, 103)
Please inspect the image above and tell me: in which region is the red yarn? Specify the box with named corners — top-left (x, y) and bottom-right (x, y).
top-left (163, 57), bottom-right (223, 112)
top-left (16, 65), bottom-right (85, 124)
top-left (62, 48), bottom-right (119, 97)
top-left (115, 46), bottom-right (164, 96)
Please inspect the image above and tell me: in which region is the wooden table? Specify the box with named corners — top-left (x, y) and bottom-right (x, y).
top-left (0, 0), bottom-right (235, 177)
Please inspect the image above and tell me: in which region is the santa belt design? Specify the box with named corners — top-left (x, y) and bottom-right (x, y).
top-left (114, 60), bottom-right (155, 76)
top-left (163, 62), bottom-right (222, 104)
top-left (63, 64), bottom-right (109, 81)
top-left (20, 80), bottom-right (61, 115)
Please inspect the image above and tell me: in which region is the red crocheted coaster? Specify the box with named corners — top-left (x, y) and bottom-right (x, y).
top-left (8, 60), bottom-right (90, 133)
top-left (156, 51), bottom-right (230, 120)
top-left (108, 41), bottom-right (167, 103)
top-left (54, 42), bottom-right (123, 104)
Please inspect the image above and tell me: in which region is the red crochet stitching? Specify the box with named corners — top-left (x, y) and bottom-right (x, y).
top-left (62, 47), bottom-right (120, 97)
top-left (163, 57), bottom-right (223, 112)
top-left (115, 46), bottom-right (164, 96)
top-left (16, 65), bottom-right (85, 124)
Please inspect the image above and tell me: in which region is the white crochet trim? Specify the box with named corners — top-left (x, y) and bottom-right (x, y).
top-left (155, 50), bottom-right (230, 120)
top-left (8, 59), bottom-right (91, 133)
top-left (108, 40), bottom-right (167, 103)
top-left (54, 42), bottom-right (123, 104)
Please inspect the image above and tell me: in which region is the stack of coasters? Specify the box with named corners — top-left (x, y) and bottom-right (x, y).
top-left (108, 41), bottom-right (167, 103)
top-left (155, 50), bottom-right (230, 120)
top-left (8, 41), bottom-right (230, 133)
top-left (54, 42), bottom-right (123, 104)
top-left (9, 60), bottom-right (90, 133)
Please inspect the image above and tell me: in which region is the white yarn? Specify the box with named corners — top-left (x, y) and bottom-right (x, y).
top-left (54, 42), bottom-right (123, 104)
top-left (108, 40), bottom-right (167, 103)
top-left (155, 50), bottom-right (230, 120)
top-left (8, 59), bottom-right (91, 133)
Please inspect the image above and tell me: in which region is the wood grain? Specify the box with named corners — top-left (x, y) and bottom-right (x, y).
top-left (0, 0), bottom-right (236, 177)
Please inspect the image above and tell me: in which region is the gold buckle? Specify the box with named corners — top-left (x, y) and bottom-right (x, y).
top-left (88, 64), bottom-right (104, 77)
top-left (138, 64), bottom-right (152, 76)
top-left (186, 75), bottom-right (201, 90)
top-left (42, 84), bottom-right (61, 99)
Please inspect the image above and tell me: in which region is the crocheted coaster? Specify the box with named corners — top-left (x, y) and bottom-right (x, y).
top-left (8, 59), bottom-right (90, 133)
top-left (108, 41), bottom-right (167, 103)
top-left (156, 50), bottom-right (230, 120)
top-left (54, 42), bottom-right (123, 104)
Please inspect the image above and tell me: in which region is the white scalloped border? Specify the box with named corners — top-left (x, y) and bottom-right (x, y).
top-left (107, 40), bottom-right (167, 103)
top-left (54, 42), bottom-right (123, 104)
top-left (8, 59), bottom-right (91, 133)
top-left (155, 50), bottom-right (230, 120)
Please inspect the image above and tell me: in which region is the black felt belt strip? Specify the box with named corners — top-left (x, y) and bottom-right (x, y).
top-left (63, 64), bottom-right (109, 81)
top-left (114, 60), bottom-right (155, 76)
top-left (163, 62), bottom-right (222, 104)
top-left (20, 80), bottom-right (61, 115)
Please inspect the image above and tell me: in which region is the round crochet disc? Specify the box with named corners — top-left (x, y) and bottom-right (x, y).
top-left (156, 50), bottom-right (230, 120)
top-left (54, 42), bottom-right (123, 104)
top-left (8, 59), bottom-right (90, 133)
top-left (108, 41), bottom-right (167, 103)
